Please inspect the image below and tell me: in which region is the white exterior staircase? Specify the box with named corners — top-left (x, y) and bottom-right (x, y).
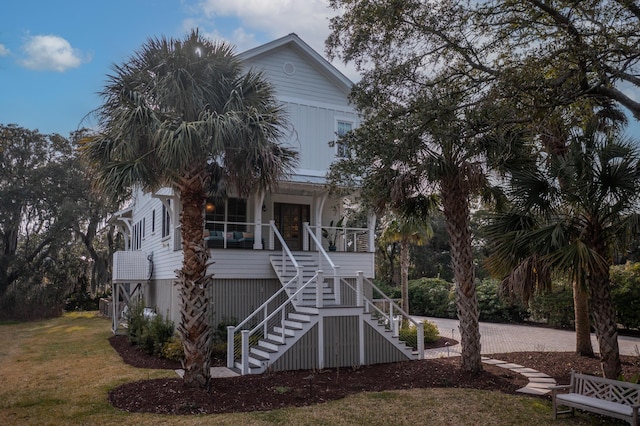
top-left (226, 226), bottom-right (424, 375)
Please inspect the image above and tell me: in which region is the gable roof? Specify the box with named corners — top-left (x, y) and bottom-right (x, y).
top-left (238, 33), bottom-right (353, 96)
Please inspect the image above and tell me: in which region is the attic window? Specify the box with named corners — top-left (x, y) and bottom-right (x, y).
top-left (283, 62), bottom-right (296, 75)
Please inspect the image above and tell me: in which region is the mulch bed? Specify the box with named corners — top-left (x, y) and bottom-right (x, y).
top-left (107, 334), bottom-right (640, 415)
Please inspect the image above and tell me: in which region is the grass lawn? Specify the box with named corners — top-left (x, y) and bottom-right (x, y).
top-left (0, 312), bottom-right (608, 425)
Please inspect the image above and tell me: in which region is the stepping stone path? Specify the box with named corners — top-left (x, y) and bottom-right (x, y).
top-left (481, 357), bottom-right (556, 395)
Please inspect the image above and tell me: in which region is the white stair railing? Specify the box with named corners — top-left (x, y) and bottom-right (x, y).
top-left (342, 272), bottom-right (425, 358)
top-left (227, 271), bottom-right (321, 374)
top-left (228, 223), bottom-right (327, 374)
top-left (304, 222), bottom-right (341, 304)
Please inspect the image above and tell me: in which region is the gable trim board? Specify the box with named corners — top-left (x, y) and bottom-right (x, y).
top-left (239, 33), bottom-right (352, 96)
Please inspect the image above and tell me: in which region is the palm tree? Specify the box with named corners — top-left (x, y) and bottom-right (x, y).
top-left (486, 125), bottom-right (640, 378)
top-left (81, 31), bottom-right (297, 387)
top-left (329, 89), bottom-right (522, 372)
top-left (379, 201), bottom-right (435, 316)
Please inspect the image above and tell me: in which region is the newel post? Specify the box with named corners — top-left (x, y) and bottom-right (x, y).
top-left (241, 330), bottom-right (250, 375)
top-left (227, 326), bottom-right (235, 368)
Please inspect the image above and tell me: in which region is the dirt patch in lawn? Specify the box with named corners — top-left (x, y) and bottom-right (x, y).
top-left (108, 335), bottom-right (640, 415)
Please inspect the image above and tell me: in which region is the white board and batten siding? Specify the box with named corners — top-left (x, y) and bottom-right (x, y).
top-left (241, 35), bottom-right (359, 174)
top-left (284, 100), bottom-right (359, 172)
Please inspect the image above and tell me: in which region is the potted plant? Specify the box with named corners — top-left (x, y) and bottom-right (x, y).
top-left (322, 218), bottom-right (344, 251)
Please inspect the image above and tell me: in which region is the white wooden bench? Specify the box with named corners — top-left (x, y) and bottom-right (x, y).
top-left (551, 371), bottom-right (640, 425)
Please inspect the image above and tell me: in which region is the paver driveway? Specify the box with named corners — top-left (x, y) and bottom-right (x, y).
top-left (415, 316), bottom-right (640, 358)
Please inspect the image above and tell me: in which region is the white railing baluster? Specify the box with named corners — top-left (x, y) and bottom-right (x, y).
top-left (356, 271), bottom-right (364, 307)
top-left (333, 266), bottom-right (341, 305)
top-left (316, 270), bottom-right (324, 308)
top-left (281, 310), bottom-right (286, 343)
top-left (263, 305), bottom-right (268, 338)
top-left (417, 322), bottom-right (425, 359)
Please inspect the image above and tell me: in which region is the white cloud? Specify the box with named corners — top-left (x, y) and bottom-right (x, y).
top-left (20, 35), bottom-right (87, 72)
top-left (186, 0), bottom-right (360, 80)
top-left (0, 44), bottom-right (9, 56)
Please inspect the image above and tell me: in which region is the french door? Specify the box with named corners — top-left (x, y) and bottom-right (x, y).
top-left (274, 203), bottom-right (310, 250)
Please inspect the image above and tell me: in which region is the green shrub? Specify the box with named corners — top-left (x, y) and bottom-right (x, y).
top-left (140, 313), bottom-right (174, 356)
top-left (161, 335), bottom-right (184, 361)
top-left (476, 278), bottom-right (529, 323)
top-left (125, 300), bottom-right (174, 357)
top-left (529, 282), bottom-right (574, 328)
top-left (610, 262), bottom-right (640, 330)
top-left (408, 278), bottom-right (455, 318)
top-left (398, 320), bottom-right (440, 349)
top-left (125, 300), bottom-right (147, 346)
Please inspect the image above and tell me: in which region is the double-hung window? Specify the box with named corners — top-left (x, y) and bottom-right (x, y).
top-left (336, 120), bottom-right (353, 158)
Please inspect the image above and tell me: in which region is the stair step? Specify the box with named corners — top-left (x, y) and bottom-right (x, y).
top-left (251, 346), bottom-right (276, 359)
top-left (235, 358), bottom-right (263, 370)
top-left (283, 320), bottom-right (304, 330)
top-left (272, 327), bottom-right (296, 337)
top-left (288, 313), bottom-right (311, 322)
top-left (267, 332), bottom-right (290, 341)
top-left (259, 338), bottom-right (286, 351)
top-left (295, 306), bottom-right (319, 315)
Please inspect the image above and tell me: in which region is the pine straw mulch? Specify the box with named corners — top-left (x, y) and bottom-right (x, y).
top-left (107, 335), bottom-right (640, 415)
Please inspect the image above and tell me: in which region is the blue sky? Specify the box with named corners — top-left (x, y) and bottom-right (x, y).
top-left (2, 1), bottom-right (640, 139)
top-left (0, 0), bottom-right (347, 137)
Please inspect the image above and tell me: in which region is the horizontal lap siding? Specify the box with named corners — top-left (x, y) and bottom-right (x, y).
top-left (329, 253), bottom-right (375, 278)
top-left (243, 47), bottom-right (349, 106)
top-left (207, 250), bottom-right (276, 279)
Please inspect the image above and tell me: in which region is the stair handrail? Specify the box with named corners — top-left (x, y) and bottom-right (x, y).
top-left (249, 271), bottom-right (319, 336)
top-left (303, 222), bottom-right (336, 272)
top-left (227, 270), bottom-right (301, 369)
top-left (233, 272), bottom-right (300, 332)
top-left (269, 220), bottom-right (299, 276)
top-left (340, 273), bottom-right (424, 359)
top-left (228, 271), bottom-right (321, 373)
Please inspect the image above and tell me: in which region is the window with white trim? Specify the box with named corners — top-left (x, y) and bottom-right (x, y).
top-left (161, 200), bottom-right (171, 238)
top-left (336, 120), bottom-right (353, 158)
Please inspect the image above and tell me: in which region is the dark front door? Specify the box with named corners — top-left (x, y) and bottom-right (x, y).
top-left (274, 203), bottom-right (310, 251)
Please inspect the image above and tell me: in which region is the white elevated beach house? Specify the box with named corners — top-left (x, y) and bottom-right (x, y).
top-left (109, 34), bottom-right (424, 375)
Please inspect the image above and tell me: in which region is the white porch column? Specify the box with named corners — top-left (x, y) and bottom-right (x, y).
top-left (367, 212), bottom-right (377, 253)
top-left (253, 191), bottom-right (265, 250)
top-left (314, 192), bottom-right (328, 250)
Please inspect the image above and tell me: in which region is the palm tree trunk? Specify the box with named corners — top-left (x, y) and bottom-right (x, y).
top-left (400, 239), bottom-right (410, 315)
top-left (587, 226), bottom-right (621, 379)
top-left (573, 280), bottom-right (594, 356)
top-left (587, 266), bottom-right (621, 378)
top-left (176, 172), bottom-right (213, 388)
top-left (441, 174), bottom-right (482, 372)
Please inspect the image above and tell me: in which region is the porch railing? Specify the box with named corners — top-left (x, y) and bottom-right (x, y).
top-left (341, 272), bottom-right (425, 358)
top-left (304, 222), bottom-right (341, 304)
top-left (200, 219), bottom-right (372, 252)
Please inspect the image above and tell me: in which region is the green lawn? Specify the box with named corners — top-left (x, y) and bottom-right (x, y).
top-left (0, 312), bottom-right (608, 425)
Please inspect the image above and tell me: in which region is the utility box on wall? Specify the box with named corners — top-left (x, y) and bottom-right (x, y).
top-left (112, 251), bottom-right (151, 282)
